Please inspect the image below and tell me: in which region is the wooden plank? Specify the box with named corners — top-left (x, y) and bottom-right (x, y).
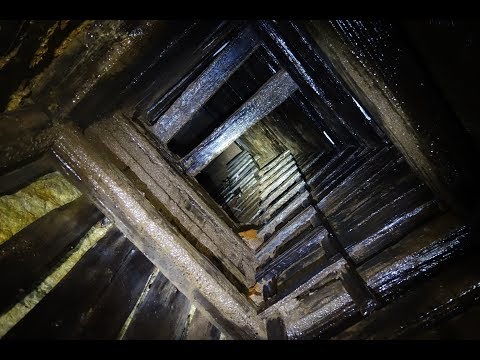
top-left (261, 214), bottom-right (461, 327)
top-left (307, 146), bottom-right (356, 190)
top-left (52, 124), bottom-right (266, 339)
top-left (136, 21), bottom-right (241, 124)
top-left (259, 172), bottom-right (303, 214)
top-left (311, 147), bottom-right (371, 201)
top-left (0, 106), bottom-right (51, 145)
top-left (185, 308), bottom-right (221, 340)
top-left (258, 181), bottom-right (306, 224)
top-left (402, 301), bottom-right (480, 340)
top-left (279, 219), bottom-right (469, 339)
top-left (255, 20), bottom-right (384, 147)
top-left (325, 154), bottom-right (408, 219)
top-left (256, 205), bottom-right (317, 266)
top-left (259, 256), bottom-right (348, 319)
top-left (306, 20), bottom-right (477, 217)
top-left (343, 189), bottom-right (439, 257)
top-left (0, 195), bottom-right (103, 314)
top-left (258, 190), bottom-right (310, 240)
top-left (121, 272), bottom-right (192, 340)
top-left (5, 229), bottom-right (154, 339)
top-left (260, 163), bottom-right (298, 201)
top-left (0, 106), bottom-right (55, 174)
top-left (153, 26), bottom-right (260, 143)
top-left (0, 154), bottom-right (56, 196)
top-left (88, 117), bottom-right (255, 287)
top-left (257, 227), bottom-right (327, 282)
top-left (317, 146), bottom-right (395, 213)
top-left (334, 250), bottom-right (480, 340)
top-left (258, 150), bottom-right (292, 177)
top-left (182, 69), bottom-right (298, 176)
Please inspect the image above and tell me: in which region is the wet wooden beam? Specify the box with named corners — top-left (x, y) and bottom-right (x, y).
top-left (0, 154), bottom-right (55, 196)
top-left (258, 181), bottom-right (306, 224)
top-left (259, 212), bottom-right (466, 336)
top-left (259, 156), bottom-right (295, 190)
top-left (310, 147), bottom-right (370, 201)
top-left (256, 205), bottom-right (317, 266)
top-left (226, 158), bottom-right (256, 186)
top-left (257, 190), bottom-right (310, 240)
top-left (51, 124), bottom-right (266, 340)
top-left (258, 150), bottom-right (291, 177)
top-left (338, 264), bottom-right (380, 317)
top-left (0, 195), bottom-right (103, 314)
top-left (266, 316), bottom-right (288, 340)
top-left (290, 214), bottom-right (469, 339)
top-left (135, 21), bottom-right (242, 124)
top-left (121, 271), bottom-right (192, 340)
top-left (313, 146), bottom-right (442, 262)
top-left (335, 247), bottom-right (480, 339)
top-left (0, 106), bottom-right (55, 174)
top-left (346, 196), bottom-right (441, 264)
top-left (256, 227), bottom-right (327, 283)
top-left (185, 308), bottom-right (221, 340)
top-left (182, 69), bottom-right (298, 176)
top-left (31, 21), bottom-right (175, 127)
top-left (259, 175), bottom-right (304, 218)
top-left (306, 146), bottom-right (356, 191)
top-left (306, 20), bottom-right (478, 217)
top-left (360, 218), bottom-right (469, 300)
top-left (400, 298), bottom-right (480, 340)
top-left (260, 254), bottom-right (347, 318)
top-left (6, 230), bottom-right (154, 339)
top-left (153, 26), bottom-right (260, 143)
top-left (88, 116), bottom-right (255, 288)
top-left (260, 163), bottom-right (298, 201)
top-left (319, 148), bottom-right (404, 218)
top-left (255, 20), bottom-right (385, 147)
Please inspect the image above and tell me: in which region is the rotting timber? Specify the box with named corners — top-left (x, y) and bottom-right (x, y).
top-left (0, 19), bottom-right (479, 340)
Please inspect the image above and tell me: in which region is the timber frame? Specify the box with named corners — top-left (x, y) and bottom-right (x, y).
top-left (1, 20), bottom-right (478, 340)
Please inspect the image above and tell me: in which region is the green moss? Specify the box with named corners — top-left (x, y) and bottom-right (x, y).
top-left (0, 171), bottom-right (82, 245)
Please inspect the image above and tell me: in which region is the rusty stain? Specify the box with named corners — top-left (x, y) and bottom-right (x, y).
top-left (248, 283), bottom-right (261, 297)
top-left (239, 229), bottom-right (258, 241)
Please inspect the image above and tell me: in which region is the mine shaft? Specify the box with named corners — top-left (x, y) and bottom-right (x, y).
top-left (0, 19), bottom-right (479, 340)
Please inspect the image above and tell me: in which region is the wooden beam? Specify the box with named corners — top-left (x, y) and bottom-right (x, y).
top-left (120, 271), bottom-right (192, 340)
top-left (281, 213), bottom-right (468, 339)
top-left (135, 21), bottom-right (241, 124)
top-left (0, 196), bottom-right (103, 314)
top-left (256, 205), bottom-right (317, 266)
top-left (255, 20), bottom-right (385, 147)
top-left (51, 124), bottom-right (266, 340)
top-left (334, 250), bottom-right (480, 340)
top-left (153, 26), bottom-right (260, 143)
top-left (182, 69), bottom-right (298, 176)
top-left (0, 154), bottom-right (55, 196)
top-left (306, 20), bottom-right (478, 217)
top-left (88, 116), bottom-right (255, 287)
top-left (185, 308), bottom-right (221, 340)
top-left (0, 106), bottom-right (55, 174)
top-left (6, 230), bottom-right (154, 339)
